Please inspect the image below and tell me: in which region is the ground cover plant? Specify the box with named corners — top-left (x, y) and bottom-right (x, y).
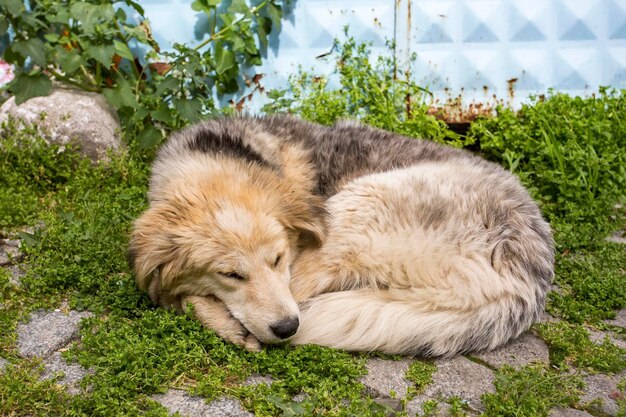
top-left (1, 36), bottom-right (626, 416)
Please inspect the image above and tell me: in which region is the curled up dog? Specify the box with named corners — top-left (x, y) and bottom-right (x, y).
top-left (128, 115), bottom-right (554, 356)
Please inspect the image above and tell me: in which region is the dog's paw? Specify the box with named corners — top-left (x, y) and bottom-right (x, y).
top-left (244, 333), bottom-right (262, 352)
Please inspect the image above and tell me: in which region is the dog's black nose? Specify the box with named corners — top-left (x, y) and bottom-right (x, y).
top-left (270, 316), bottom-right (299, 339)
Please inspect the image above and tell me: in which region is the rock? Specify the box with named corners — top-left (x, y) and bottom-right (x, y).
top-left (406, 356), bottom-right (494, 414)
top-left (606, 231), bottom-right (626, 244)
top-left (153, 390), bottom-right (252, 417)
top-left (5, 264), bottom-right (26, 286)
top-left (42, 351), bottom-right (92, 395)
top-left (580, 371), bottom-right (626, 416)
top-left (17, 310), bottom-right (93, 358)
top-left (588, 328), bottom-right (626, 350)
top-left (549, 407), bottom-right (594, 417)
top-left (474, 332), bottom-right (550, 369)
top-left (605, 308), bottom-right (626, 328)
top-left (374, 398), bottom-right (403, 417)
top-left (0, 357), bottom-right (7, 371)
top-left (0, 87), bottom-right (123, 162)
top-left (360, 357), bottom-right (414, 398)
top-left (0, 243), bottom-right (21, 266)
top-left (242, 374), bottom-right (274, 386)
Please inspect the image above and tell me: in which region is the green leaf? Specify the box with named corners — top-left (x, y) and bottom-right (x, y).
top-left (103, 78), bottom-right (138, 109)
top-left (113, 40), bottom-right (134, 60)
top-left (44, 33), bottom-right (60, 43)
top-left (86, 44), bottom-right (116, 67)
top-left (220, 13), bottom-right (235, 27)
top-left (214, 47), bottom-right (235, 74)
top-left (13, 38), bottom-right (47, 67)
top-left (228, 0), bottom-right (250, 15)
top-left (70, 3), bottom-right (115, 27)
top-left (151, 102), bottom-right (175, 125)
top-left (1, 0), bottom-right (24, 16)
top-left (55, 47), bottom-right (83, 74)
top-left (0, 20), bottom-right (9, 36)
top-left (154, 76), bottom-right (179, 96)
top-left (9, 73), bottom-right (52, 105)
top-left (267, 3), bottom-right (282, 31)
top-left (137, 124), bottom-right (162, 149)
top-left (173, 97), bottom-right (203, 122)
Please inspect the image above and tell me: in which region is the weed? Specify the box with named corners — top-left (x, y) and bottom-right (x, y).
top-left (536, 322), bottom-right (626, 373)
top-left (480, 364), bottom-right (583, 417)
top-left (405, 360), bottom-right (437, 398)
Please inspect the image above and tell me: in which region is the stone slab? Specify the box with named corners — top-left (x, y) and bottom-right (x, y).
top-left (474, 332), bottom-right (550, 369)
top-left (406, 356), bottom-right (494, 414)
top-left (580, 371), bottom-right (626, 416)
top-left (42, 351), bottom-right (91, 395)
top-left (153, 390), bottom-right (252, 417)
top-left (242, 374), bottom-right (274, 386)
top-left (360, 357), bottom-right (414, 398)
top-left (0, 358), bottom-right (7, 372)
top-left (17, 310), bottom-right (93, 358)
top-left (605, 308), bottom-right (626, 328)
top-left (549, 407), bottom-right (594, 417)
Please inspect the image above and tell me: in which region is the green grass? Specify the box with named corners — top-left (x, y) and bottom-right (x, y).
top-left (1, 39), bottom-right (626, 416)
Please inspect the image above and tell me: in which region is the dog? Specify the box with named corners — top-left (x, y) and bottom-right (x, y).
top-left (129, 115), bottom-right (554, 356)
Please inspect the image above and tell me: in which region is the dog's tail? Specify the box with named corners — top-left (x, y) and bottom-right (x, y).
top-left (290, 284), bottom-right (542, 357)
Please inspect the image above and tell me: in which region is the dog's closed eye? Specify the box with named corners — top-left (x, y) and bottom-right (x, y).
top-left (220, 271), bottom-right (245, 280)
top-left (273, 254), bottom-right (282, 268)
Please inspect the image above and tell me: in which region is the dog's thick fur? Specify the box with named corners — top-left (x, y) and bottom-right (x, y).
top-left (129, 115), bottom-right (554, 356)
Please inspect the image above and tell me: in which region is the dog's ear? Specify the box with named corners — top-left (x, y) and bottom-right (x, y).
top-left (128, 205), bottom-right (183, 303)
top-left (279, 192), bottom-right (327, 247)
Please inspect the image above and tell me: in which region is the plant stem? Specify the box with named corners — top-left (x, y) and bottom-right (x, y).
top-left (47, 68), bottom-right (101, 93)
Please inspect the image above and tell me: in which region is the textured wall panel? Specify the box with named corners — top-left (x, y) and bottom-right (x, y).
top-left (137, 0), bottom-right (626, 111)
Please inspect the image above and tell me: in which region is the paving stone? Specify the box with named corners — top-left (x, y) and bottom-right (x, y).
top-left (580, 371), bottom-right (626, 416)
top-left (0, 358), bottom-right (7, 371)
top-left (360, 357), bottom-right (414, 398)
top-left (41, 351), bottom-right (92, 395)
top-left (549, 407), bottom-right (594, 417)
top-left (588, 328), bottom-right (626, 350)
top-left (405, 356), bottom-right (494, 415)
top-left (606, 230), bottom-right (626, 244)
top-left (0, 243), bottom-right (21, 266)
top-left (242, 374), bottom-right (274, 386)
top-left (605, 308), bottom-right (626, 328)
top-left (153, 390), bottom-right (252, 417)
top-left (17, 310), bottom-right (93, 358)
top-left (474, 332), bottom-right (550, 369)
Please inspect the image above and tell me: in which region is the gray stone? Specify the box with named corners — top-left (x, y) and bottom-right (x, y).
top-left (0, 358), bottom-right (7, 371)
top-left (0, 243), bottom-right (21, 266)
top-left (605, 308), bottom-right (626, 328)
top-left (153, 390), bottom-right (252, 417)
top-left (374, 398), bottom-right (403, 417)
top-left (606, 230), bottom-right (626, 244)
top-left (580, 371), bottom-right (626, 416)
top-left (41, 351), bottom-right (91, 395)
top-left (17, 310), bottom-right (93, 358)
top-left (0, 87), bottom-right (122, 162)
top-left (406, 356), bottom-right (494, 414)
top-left (242, 374), bottom-right (274, 386)
top-left (588, 328), bottom-right (626, 350)
top-left (549, 407), bottom-right (594, 417)
top-left (360, 357), bottom-right (414, 398)
top-left (474, 332), bottom-right (550, 369)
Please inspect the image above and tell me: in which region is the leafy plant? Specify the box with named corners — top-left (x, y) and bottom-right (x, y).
top-left (480, 364), bottom-right (583, 417)
top-left (0, 0), bottom-right (285, 148)
top-left (263, 35), bottom-right (468, 147)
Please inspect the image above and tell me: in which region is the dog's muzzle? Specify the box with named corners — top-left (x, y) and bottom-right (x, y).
top-left (270, 316), bottom-right (300, 339)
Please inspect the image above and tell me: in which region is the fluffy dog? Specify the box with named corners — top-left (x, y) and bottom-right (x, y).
top-left (129, 115), bottom-right (554, 356)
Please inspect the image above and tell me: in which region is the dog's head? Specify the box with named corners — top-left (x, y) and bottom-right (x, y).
top-left (129, 159), bottom-right (325, 344)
